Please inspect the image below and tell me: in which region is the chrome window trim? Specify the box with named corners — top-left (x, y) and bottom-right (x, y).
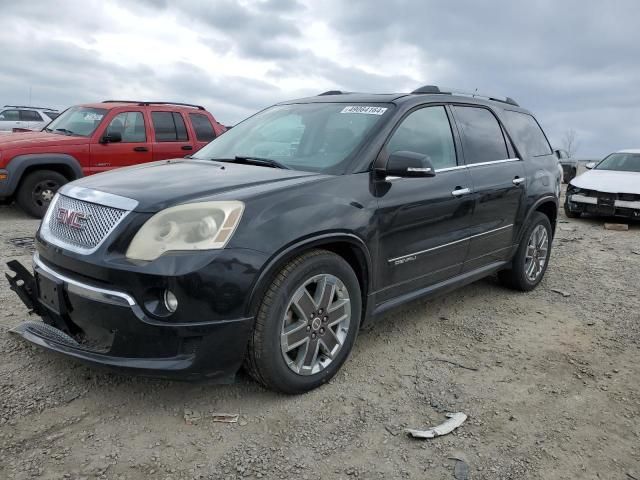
top-left (386, 158), bottom-right (521, 179)
top-left (39, 188), bottom-right (138, 255)
top-left (33, 252), bottom-right (135, 307)
top-left (388, 224), bottom-right (514, 264)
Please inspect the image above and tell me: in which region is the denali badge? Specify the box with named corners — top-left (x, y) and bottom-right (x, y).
top-left (56, 208), bottom-right (89, 230)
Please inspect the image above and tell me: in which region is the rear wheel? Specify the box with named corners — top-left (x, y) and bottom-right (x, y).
top-left (499, 212), bottom-right (552, 291)
top-left (16, 170), bottom-right (67, 218)
top-left (245, 249), bottom-right (361, 394)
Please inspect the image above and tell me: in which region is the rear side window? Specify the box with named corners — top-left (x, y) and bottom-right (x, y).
top-left (189, 113), bottom-right (216, 142)
top-left (451, 106), bottom-right (509, 164)
top-left (44, 111), bottom-right (60, 120)
top-left (20, 110), bottom-right (43, 122)
top-left (152, 112), bottom-right (189, 142)
top-left (0, 109), bottom-right (19, 121)
top-left (503, 110), bottom-right (552, 157)
top-left (386, 106), bottom-right (457, 169)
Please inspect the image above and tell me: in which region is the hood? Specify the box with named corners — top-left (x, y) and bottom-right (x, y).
top-left (571, 169), bottom-right (640, 195)
top-left (0, 131), bottom-right (88, 150)
top-left (69, 159), bottom-right (326, 212)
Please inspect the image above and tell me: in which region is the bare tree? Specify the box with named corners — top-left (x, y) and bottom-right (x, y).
top-left (561, 129), bottom-right (580, 158)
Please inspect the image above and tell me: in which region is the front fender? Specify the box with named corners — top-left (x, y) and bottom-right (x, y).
top-left (0, 153), bottom-right (83, 197)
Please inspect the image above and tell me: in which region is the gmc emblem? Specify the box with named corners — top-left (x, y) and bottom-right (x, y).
top-left (56, 208), bottom-right (89, 230)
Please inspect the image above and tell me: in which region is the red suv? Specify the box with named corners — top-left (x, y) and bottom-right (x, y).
top-left (0, 101), bottom-right (226, 217)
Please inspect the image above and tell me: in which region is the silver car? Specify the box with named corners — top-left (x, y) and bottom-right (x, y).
top-left (0, 105), bottom-right (59, 132)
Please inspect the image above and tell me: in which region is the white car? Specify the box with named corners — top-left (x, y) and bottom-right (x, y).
top-left (565, 149), bottom-right (640, 220)
top-left (0, 105), bottom-right (59, 132)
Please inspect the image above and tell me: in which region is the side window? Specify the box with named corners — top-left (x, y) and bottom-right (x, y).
top-left (502, 110), bottom-right (552, 157)
top-left (189, 113), bottom-right (216, 142)
top-left (451, 106), bottom-right (509, 164)
top-left (386, 106), bottom-right (457, 169)
top-left (106, 112), bottom-right (146, 142)
top-left (152, 112), bottom-right (189, 142)
top-left (0, 109), bottom-right (19, 121)
top-left (20, 110), bottom-right (43, 122)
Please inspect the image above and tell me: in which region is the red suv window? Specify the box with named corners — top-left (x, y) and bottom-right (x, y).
top-left (189, 113), bottom-right (216, 142)
top-left (152, 112), bottom-right (189, 142)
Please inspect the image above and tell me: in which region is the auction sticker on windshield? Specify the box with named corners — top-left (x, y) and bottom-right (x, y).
top-left (340, 106), bottom-right (388, 115)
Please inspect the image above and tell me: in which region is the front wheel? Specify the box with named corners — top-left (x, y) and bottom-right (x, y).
top-left (245, 250), bottom-right (361, 394)
top-left (16, 170), bottom-right (68, 218)
top-left (499, 212), bottom-right (552, 291)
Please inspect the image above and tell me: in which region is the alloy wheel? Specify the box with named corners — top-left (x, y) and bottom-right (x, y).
top-left (524, 224), bottom-right (549, 282)
top-left (280, 274), bottom-right (351, 376)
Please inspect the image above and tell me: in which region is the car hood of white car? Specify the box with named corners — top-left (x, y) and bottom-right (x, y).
top-left (571, 169), bottom-right (640, 195)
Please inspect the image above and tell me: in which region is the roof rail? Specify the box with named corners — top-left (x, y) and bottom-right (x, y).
top-left (317, 90), bottom-right (345, 96)
top-left (410, 85), bottom-right (519, 107)
top-left (4, 105), bottom-right (58, 111)
top-left (102, 100), bottom-right (205, 111)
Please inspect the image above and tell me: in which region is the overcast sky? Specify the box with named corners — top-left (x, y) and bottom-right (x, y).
top-left (1, 0), bottom-right (638, 157)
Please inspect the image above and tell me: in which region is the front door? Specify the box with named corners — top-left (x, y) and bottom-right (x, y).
top-left (90, 111), bottom-right (152, 174)
top-left (375, 105), bottom-right (475, 303)
top-left (450, 105), bottom-right (526, 271)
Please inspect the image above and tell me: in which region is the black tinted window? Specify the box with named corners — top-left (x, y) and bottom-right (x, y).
top-left (20, 110), bottom-right (43, 121)
top-left (0, 110), bottom-right (19, 121)
top-left (452, 106), bottom-right (508, 164)
top-left (44, 111), bottom-right (60, 120)
top-left (387, 106), bottom-right (457, 169)
top-left (189, 113), bottom-right (216, 142)
top-left (152, 112), bottom-right (189, 142)
top-left (503, 110), bottom-right (552, 157)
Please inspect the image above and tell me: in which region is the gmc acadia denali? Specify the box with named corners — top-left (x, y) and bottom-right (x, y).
top-left (6, 86), bottom-right (560, 393)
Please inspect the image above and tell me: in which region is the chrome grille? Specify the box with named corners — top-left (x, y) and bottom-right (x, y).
top-left (45, 194), bottom-right (127, 251)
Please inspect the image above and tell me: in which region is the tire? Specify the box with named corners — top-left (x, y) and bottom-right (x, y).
top-left (564, 203), bottom-right (581, 219)
top-left (245, 249), bottom-right (361, 394)
top-left (15, 170), bottom-right (68, 218)
top-left (498, 212), bottom-right (552, 292)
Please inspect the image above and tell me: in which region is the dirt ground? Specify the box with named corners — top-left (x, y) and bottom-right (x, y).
top-left (1, 188), bottom-right (639, 480)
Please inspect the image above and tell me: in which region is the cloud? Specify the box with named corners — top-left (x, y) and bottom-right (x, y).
top-left (0, 0), bottom-right (638, 155)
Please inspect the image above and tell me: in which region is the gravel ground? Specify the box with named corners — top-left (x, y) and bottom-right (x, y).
top-left (1, 188), bottom-right (639, 480)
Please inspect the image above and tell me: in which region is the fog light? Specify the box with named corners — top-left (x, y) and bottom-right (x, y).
top-left (164, 290), bottom-right (178, 313)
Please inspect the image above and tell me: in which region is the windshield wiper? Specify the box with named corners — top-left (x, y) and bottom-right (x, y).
top-left (232, 156), bottom-right (290, 170)
top-left (54, 128), bottom-right (76, 136)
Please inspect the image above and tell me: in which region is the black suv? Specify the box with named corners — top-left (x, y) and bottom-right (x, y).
top-left (6, 86), bottom-right (560, 393)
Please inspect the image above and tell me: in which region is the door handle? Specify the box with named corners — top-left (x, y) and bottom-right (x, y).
top-left (181, 145), bottom-right (193, 151)
top-left (451, 187), bottom-right (471, 197)
top-left (133, 146), bottom-right (149, 152)
top-left (512, 177), bottom-right (525, 186)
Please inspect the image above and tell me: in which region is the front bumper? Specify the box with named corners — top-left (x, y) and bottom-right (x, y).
top-left (6, 253), bottom-right (255, 381)
top-left (565, 192), bottom-right (640, 219)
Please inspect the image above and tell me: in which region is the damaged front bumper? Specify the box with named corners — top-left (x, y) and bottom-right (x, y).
top-left (5, 253), bottom-right (254, 381)
top-left (565, 192), bottom-right (640, 219)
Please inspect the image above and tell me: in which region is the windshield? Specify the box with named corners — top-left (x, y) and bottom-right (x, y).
top-left (192, 103), bottom-right (392, 173)
top-left (44, 106), bottom-right (108, 136)
top-left (595, 152), bottom-right (640, 173)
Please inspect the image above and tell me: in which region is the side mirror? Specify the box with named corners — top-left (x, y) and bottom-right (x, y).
top-left (383, 151), bottom-right (436, 178)
top-left (101, 131), bottom-right (122, 144)
top-left (585, 162), bottom-right (596, 170)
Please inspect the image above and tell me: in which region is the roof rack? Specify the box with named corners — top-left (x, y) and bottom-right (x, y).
top-left (102, 100), bottom-right (205, 111)
top-left (317, 90), bottom-right (347, 96)
top-left (4, 105), bottom-right (58, 111)
top-left (410, 85), bottom-right (519, 107)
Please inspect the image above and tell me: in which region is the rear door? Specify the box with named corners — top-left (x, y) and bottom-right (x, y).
top-left (0, 109), bottom-right (21, 131)
top-left (375, 105), bottom-right (474, 303)
top-left (90, 110), bottom-right (152, 174)
top-left (450, 105), bottom-right (526, 271)
top-left (20, 110), bottom-right (45, 130)
top-left (151, 111), bottom-right (195, 160)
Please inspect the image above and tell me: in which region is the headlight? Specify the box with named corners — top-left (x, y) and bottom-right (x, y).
top-left (126, 201), bottom-right (244, 261)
